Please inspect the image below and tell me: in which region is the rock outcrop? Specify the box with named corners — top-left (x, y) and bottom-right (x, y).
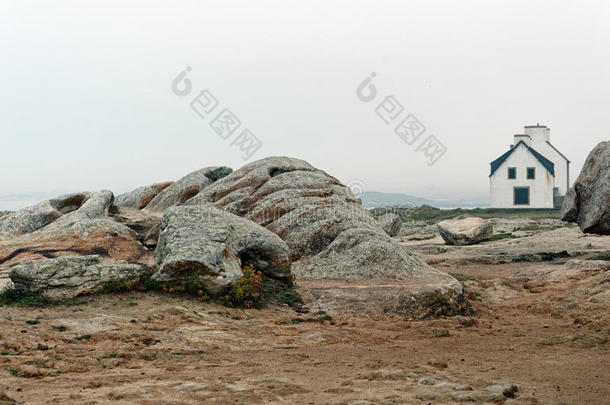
top-left (438, 216), bottom-right (493, 245)
top-left (377, 213), bottom-right (403, 237)
top-left (0, 191), bottom-right (152, 270)
top-left (153, 205), bottom-right (292, 296)
top-left (115, 182), bottom-right (174, 209)
top-left (185, 156), bottom-right (463, 315)
top-left (562, 141), bottom-right (610, 234)
top-left (144, 166), bottom-right (232, 213)
top-left (10, 255), bottom-right (148, 300)
top-left (0, 157), bottom-right (466, 316)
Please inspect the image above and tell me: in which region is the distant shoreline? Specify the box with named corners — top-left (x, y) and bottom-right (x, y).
top-left (1, 190), bottom-right (492, 212)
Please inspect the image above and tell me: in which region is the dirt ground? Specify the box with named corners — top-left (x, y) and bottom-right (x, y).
top-left (0, 225), bottom-right (609, 404)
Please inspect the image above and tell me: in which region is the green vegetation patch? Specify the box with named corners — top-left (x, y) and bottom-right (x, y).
top-left (512, 250), bottom-right (570, 262)
top-left (0, 289), bottom-right (90, 308)
top-left (488, 233), bottom-right (519, 241)
top-left (590, 251), bottom-right (610, 261)
top-left (75, 334), bottom-right (91, 341)
top-left (0, 289), bottom-right (49, 307)
top-left (371, 205), bottom-right (562, 224)
top-left (278, 290), bottom-right (304, 307)
top-left (101, 279), bottom-right (130, 293)
top-left (520, 225), bottom-right (558, 232)
top-left (223, 265), bottom-right (264, 309)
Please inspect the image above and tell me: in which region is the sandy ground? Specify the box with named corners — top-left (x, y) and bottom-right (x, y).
top-left (0, 225), bottom-right (609, 404)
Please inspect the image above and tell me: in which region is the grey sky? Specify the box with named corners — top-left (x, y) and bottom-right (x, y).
top-left (1, 0), bottom-right (609, 209)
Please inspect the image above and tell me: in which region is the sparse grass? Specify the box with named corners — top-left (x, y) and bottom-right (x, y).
top-left (590, 251), bottom-right (610, 261)
top-left (521, 225), bottom-right (557, 232)
top-left (512, 254), bottom-right (535, 263)
top-left (147, 276), bottom-right (211, 302)
top-left (488, 233), bottom-right (519, 241)
top-left (406, 234), bottom-right (436, 241)
top-left (102, 279), bottom-right (130, 293)
top-left (260, 273), bottom-right (304, 309)
top-left (512, 251), bottom-right (570, 262)
top-left (8, 368), bottom-right (18, 377)
top-left (142, 276), bottom-right (163, 291)
top-left (278, 290), bottom-right (304, 307)
top-left (75, 334), bottom-right (91, 341)
top-left (0, 289), bottom-right (49, 307)
top-left (467, 291), bottom-right (482, 300)
top-left (1, 266), bottom-right (295, 312)
top-left (319, 314), bottom-right (333, 323)
top-left (0, 289), bottom-right (90, 308)
top-left (101, 269), bottom-right (212, 298)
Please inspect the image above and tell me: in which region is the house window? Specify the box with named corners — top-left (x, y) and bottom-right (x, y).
top-left (508, 167), bottom-right (516, 179)
top-left (514, 187), bottom-right (530, 205)
top-left (527, 167), bottom-right (535, 179)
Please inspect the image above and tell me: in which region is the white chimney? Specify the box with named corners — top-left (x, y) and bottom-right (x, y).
top-left (513, 134), bottom-right (531, 146)
top-left (524, 124), bottom-right (550, 143)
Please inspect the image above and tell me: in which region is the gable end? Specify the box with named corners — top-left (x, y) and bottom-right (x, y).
top-left (489, 141), bottom-right (555, 177)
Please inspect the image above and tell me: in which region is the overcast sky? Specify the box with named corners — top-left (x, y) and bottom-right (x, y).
top-left (1, 0), bottom-right (609, 209)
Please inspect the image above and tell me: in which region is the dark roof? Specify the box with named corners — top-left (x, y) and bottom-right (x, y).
top-left (546, 141), bottom-right (571, 163)
top-left (489, 141), bottom-right (555, 177)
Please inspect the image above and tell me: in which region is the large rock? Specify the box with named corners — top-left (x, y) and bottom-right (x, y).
top-left (186, 157), bottom-right (463, 315)
top-left (153, 205), bottom-right (292, 296)
top-left (0, 191), bottom-right (153, 270)
top-left (292, 226), bottom-right (431, 280)
top-left (144, 166), bottom-right (232, 213)
top-left (562, 141), bottom-right (610, 234)
top-left (377, 213), bottom-right (403, 237)
top-left (438, 216), bottom-right (493, 245)
top-left (115, 182), bottom-right (173, 209)
top-left (10, 255), bottom-right (148, 300)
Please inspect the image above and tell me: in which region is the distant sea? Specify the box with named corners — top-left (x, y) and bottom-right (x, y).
top-left (361, 191), bottom-right (490, 210)
top-left (0, 192), bottom-right (67, 211)
top-left (0, 197), bottom-right (40, 211)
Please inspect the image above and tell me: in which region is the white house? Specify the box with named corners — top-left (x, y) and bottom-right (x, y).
top-left (489, 124), bottom-right (570, 208)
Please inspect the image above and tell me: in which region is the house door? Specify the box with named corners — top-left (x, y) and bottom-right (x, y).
top-left (514, 187), bottom-right (530, 205)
